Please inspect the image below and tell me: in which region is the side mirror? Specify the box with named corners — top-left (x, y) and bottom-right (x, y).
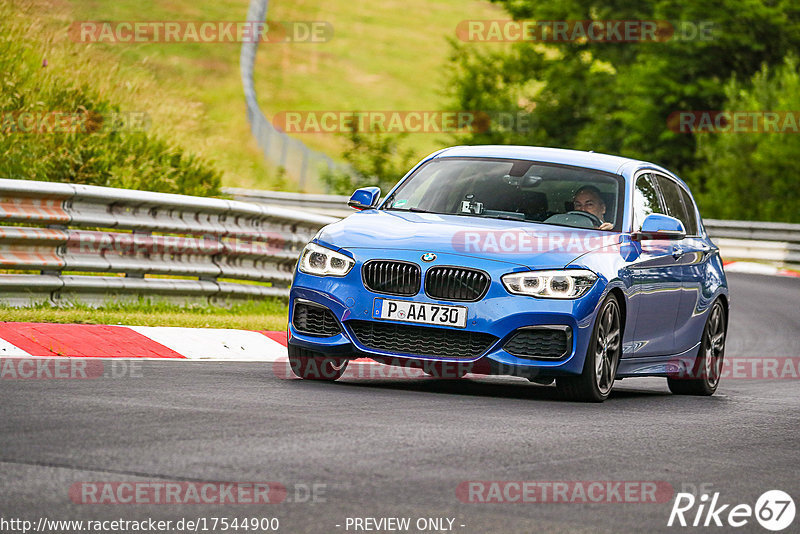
top-left (633, 213), bottom-right (686, 241)
top-left (348, 187), bottom-right (381, 211)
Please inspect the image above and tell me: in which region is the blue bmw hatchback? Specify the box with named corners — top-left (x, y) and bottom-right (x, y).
top-left (288, 146), bottom-right (729, 402)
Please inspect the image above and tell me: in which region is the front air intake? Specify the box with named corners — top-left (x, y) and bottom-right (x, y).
top-left (348, 320), bottom-right (497, 359)
top-left (425, 266), bottom-right (490, 302)
top-left (292, 302), bottom-right (341, 337)
top-left (362, 260), bottom-right (421, 296)
top-left (503, 327), bottom-right (572, 359)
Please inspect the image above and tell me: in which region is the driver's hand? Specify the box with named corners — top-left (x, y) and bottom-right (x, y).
top-left (598, 222), bottom-right (613, 230)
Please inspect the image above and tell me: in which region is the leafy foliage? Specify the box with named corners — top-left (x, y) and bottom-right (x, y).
top-left (321, 128), bottom-right (417, 195)
top-left (446, 0), bottom-right (800, 220)
top-left (0, 4), bottom-right (221, 196)
top-left (694, 56), bottom-right (800, 222)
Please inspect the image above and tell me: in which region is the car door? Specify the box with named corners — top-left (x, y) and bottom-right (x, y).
top-left (626, 173), bottom-right (683, 358)
top-left (652, 174), bottom-right (709, 355)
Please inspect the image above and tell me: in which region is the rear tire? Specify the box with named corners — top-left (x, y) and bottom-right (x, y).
top-left (668, 300), bottom-right (726, 396)
top-left (556, 294), bottom-right (621, 402)
top-left (288, 344), bottom-right (349, 381)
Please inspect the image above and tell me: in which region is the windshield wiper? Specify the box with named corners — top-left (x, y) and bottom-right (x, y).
top-left (449, 212), bottom-right (524, 221)
top-left (384, 207), bottom-right (434, 213)
top-left (487, 214), bottom-right (525, 221)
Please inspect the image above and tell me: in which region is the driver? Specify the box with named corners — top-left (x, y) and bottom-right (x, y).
top-left (573, 185), bottom-right (613, 230)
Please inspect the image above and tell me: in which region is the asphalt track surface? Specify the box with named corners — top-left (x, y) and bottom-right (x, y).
top-left (1, 273), bottom-right (798, 534)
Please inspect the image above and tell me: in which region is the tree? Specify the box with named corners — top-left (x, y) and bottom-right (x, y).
top-left (447, 0), bottom-right (800, 183)
top-left (321, 128), bottom-right (417, 195)
top-left (693, 56), bottom-right (800, 222)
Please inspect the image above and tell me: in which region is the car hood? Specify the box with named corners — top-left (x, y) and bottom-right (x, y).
top-left (316, 210), bottom-right (621, 269)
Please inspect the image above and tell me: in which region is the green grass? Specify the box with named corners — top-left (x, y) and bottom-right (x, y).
top-left (0, 1), bottom-right (223, 196)
top-left (0, 298), bottom-right (289, 330)
top-left (25, 0), bottom-right (504, 191)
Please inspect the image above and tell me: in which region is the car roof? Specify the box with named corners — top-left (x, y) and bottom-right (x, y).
top-left (432, 145), bottom-right (662, 177)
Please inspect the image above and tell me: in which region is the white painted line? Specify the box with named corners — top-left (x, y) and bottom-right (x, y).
top-left (126, 326), bottom-right (288, 361)
top-left (0, 338), bottom-right (32, 357)
top-left (724, 261), bottom-right (780, 275)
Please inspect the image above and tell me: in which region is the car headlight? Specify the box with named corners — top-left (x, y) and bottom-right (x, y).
top-left (298, 242), bottom-right (355, 277)
top-left (501, 269), bottom-right (597, 299)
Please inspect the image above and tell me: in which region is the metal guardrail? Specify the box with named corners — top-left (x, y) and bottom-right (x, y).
top-left (703, 219), bottom-right (800, 243)
top-left (224, 187), bottom-right (353, 218)
top-left (0, 179), bottom-right (337, 306)
top-left (225, 190), bottom-right (800, 270)
top-left (240, 0), bottom-right (350, 191)
top-left (703, 219), bottom-right (800, 270)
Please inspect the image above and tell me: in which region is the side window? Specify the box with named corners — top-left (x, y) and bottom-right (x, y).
top-left (678, 187), bottom-right (699, 235)
top-left (655, 175), bottom-right (694, 235)
top-left (633, 174), bottom-right (664, 231)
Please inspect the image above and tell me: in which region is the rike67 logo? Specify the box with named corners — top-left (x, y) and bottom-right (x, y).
top-left (668, 490), bottom-right (795, 531)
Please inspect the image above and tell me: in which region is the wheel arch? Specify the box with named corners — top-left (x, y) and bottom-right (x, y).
top-left (715, 293), bottom-right (730, 328)
top-left (607, 286), bottom-right (627, 339)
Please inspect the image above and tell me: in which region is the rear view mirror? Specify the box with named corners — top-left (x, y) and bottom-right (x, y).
top-left (348, 187), bottom-right (381, 210)
top-left (503, 172), bottom-right (543, 188)
top-left (633, 213), bottom-right (686, 241)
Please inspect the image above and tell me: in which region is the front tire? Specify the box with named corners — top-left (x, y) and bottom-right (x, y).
top-left (556, 294), bottom-right (621, 402)
top-left (288, 344), bottom-right (349, 381)
top-left (667, 300), bottom-right (726, 396)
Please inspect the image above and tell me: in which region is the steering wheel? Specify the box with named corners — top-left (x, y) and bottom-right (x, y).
top-left (566, 210), bottom-right (603, 228)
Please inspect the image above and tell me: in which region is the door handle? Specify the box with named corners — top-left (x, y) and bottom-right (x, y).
top-left (672, 246), bottom-right (684, 260)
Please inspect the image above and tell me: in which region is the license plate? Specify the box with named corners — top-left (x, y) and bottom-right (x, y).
top-left (373, 299), bottom-right (468, 328)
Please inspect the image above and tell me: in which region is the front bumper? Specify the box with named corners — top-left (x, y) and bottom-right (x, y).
top-left (288, 248), bottom-right (606, 377)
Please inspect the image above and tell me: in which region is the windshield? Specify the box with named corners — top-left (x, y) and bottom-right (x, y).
top-left (383, 157), bottom-right (625, 231)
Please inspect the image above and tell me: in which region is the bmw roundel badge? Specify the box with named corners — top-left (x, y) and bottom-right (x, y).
top-left (421, 252), bottom-right (436, 262)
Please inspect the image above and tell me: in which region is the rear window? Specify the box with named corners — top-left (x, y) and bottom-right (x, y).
top-left (655, 175), bottom-right (698, 236)
top-left (678, 187), bottom-right (699, 235)
top-left (633, 174), bottom-right (664, 231)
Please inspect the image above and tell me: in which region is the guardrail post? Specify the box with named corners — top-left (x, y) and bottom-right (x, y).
top-left (124, 229), bottom-right (150, 279)
top-left (300, 146), bottom-right (309, 191)
top-left (203, 232), bottom-right (223, 284)
top-left (40, 223), bottom-right (67, 277)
